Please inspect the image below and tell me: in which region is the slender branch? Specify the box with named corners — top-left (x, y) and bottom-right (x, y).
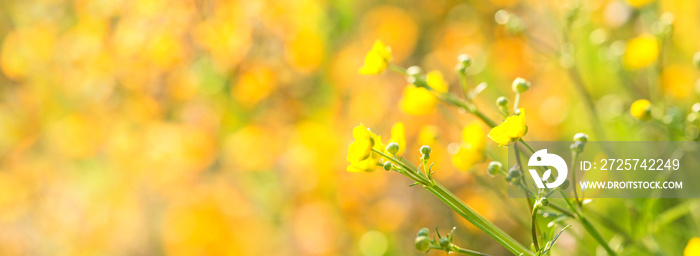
top-left (372, 149), bottom-right (533, 255)
top-left (531, 206), bottom-right (540, 252)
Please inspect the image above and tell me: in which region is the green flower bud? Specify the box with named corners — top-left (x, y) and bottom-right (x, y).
top-left (487, 161), bottom-right (502, 176)
top-left (540, 197), bottom-right (549, 206)
top-left (439, 237), bottom-right (450, 249)
top-left (417, 228), bottom-right (430, 238)
top-left (421, 153), bottom-right (430, 161)
top-left (415, 236), bottom-right (431, 252)
top-left (512, 77), bottom-right (531, 93)
top-left (420, 145), bottom-right (432, 155)
top-left (496, 96), bottom-right (508, 107)
top-left (383, 161), bottom-right (392, 171)
top-left (507, 169), bottom-right (521, 182)
top-left (458, 54), bottom-right (472, 68)
top-left (571, 141), bottom-right (585, 153)
top-left (386, 142), bottom-right (400, 155)
top-left (573, 133), bottom-right (589, 142)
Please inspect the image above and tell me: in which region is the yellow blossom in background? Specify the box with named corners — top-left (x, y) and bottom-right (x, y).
top-left (399, 70), bottom-right (448, 115)
top-left (359, 40), bottom-right (392, 74)
top-left (630, 99), bottom-right (652, 121)
top-left (686, 237), bottom-right (700, 256)
top-left (347, 124), bottom-right (384, 172)
top-left (623, 34), bottom-right (659, 69)
top-left (390, 122), bottom-right (406, 155)
top-left (626, 0), bottom-right (655, 8)
top-left (418, 125), bottom-right (440, 145)
top-left (452, 122), bottom-right (485, 171)
top-left (488, 109), bottom-right (527, 147)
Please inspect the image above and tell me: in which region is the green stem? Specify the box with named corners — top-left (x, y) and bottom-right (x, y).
top-left (425, 184), bottom-right (533, 256)
top-left (452, 245), bottom-right (493, 256)
top-left (531, 206), bottom-right (540, 252)
top-left (570, 152), bottom-right (581, 207)
top-left (513, 92), bottom-right (521, 112)
top-left (388, 64), bottom-right (407, 75)
top-left (458, 72), bottom-right (470, 100)
top-left (372, 150), bottom-right (532, 255)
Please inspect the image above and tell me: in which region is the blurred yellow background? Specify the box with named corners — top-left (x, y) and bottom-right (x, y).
top-left (0, 0), bottom-right (699, 255)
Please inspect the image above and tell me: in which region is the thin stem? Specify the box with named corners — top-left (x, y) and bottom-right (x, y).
top-left (531, 206), bottom-right (540, 252)
top-left (371, 149), bottom-right (532, 255)
top-left (570, 152), bottom-right (581, 207)
top-left (425, 184), bottom-right (534, 256)
top-left (458, 72), bottom-right (469, 100)
top-left (452, 245), bottom-right (493, 256)
top-left (513, 92), bottom-right (521, 112)
top-left (388, 64), bottom-right (407, 75)
top-left (547, 203), bottom-right (575, 218)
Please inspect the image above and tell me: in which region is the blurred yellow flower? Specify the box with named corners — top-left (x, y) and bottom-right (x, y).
top-left (488, 109), bottom-right (527, 147)
top-left (347, 124), bottom-right (384, 172)
top-left (685, 237), bottom-right (700, 256)
top-left (390, 122), bottom-right (406, 155)
top-left (623, 34), bottom-right (659, 69)
top-left (630, 99), bottom-right (652, 121)
top-left (418, 125), bottom-right (440, 145)
top-left (359, 40), bottom-right (392, 74)
top-left (626, 0), bottom-right (654, 8)
top-left (399, 70), bottom-right (448, 115)
top-left (452, 123), bottom-right (485, 171)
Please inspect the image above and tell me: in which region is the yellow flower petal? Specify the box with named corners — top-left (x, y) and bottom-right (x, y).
top-left (487, 109), bottom-right (527, 147)
top-left (347, 124), bottom-right (384, 172)
top-left (359, 40), bottom-right (392, 75)
top-left (685, 237), bottom-right (700, 256)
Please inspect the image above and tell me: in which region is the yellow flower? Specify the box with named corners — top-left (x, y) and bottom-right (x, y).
top-left (625, 0), bottom-right (654, 8)
top-left (359, 40), bottom-right (392, 75)
top-left (630, 99), bottom-right (651, 121)
top-left (452, 122), bottom-right (485, 171)
top-left (347, 124), bottom-right (385, 172)
top-left (399, 70), bottom-right (448, 115)
top-left (685, 237), bottom-right (700, 256)
top-left (488, 109), bottom-right (527, 147)
top-left (623, 34), bottom-right (658, 70)
top-left (389, 122), bottom-right (406, 155)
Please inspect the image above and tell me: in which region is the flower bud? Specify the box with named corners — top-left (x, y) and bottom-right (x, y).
top-left (420, 145), bottom-right (432, 155)
top-left (417, 228), bottom-right (430, 238)
top-left (458, 54), bottom-right (472, 68)
top-left (540, 197), bottom-right (549, 206)
top-left (496, 96), bottom-right (508, 107)
top-left (571, 141), bottom-right (585, 153)
top-left (630, 99), bottom-right (652, 121)
top-left (512, 77), bottom-right (531, 93)
top-left (415, 236), bottom-right (431, 252)
top-left (573, 133), bottom-right (589, 142)
top-left (487, 161), bottom-right (502, 176)
top-left (386, 142), bottom-right (400, 155)
top-left (383, 161), bottom-right (392, 171)
top-left (421, 153), bottom-right (430, 161)
top-left (439, 237), bottom-right (450, 249)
